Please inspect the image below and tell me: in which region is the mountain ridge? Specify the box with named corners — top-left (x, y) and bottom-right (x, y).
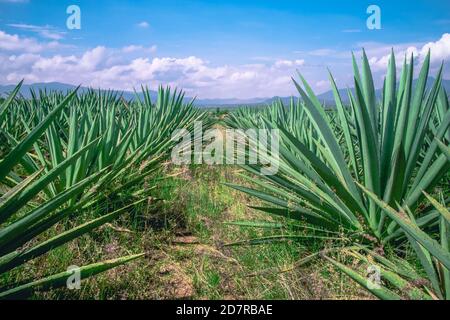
top-left (1, 78), bottom-right (449, 107)
top-left (264, 77), bottom-right (450, 106)
top-left (0, 82), bottom-right (265, 107)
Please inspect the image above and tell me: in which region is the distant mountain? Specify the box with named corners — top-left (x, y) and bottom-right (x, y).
top-left (193, 97), bottom-right (268, 106)
top-left (312, 77), bottom-right (450, 105)
top-left (0, 82), bottom-right (157, 101)
top-left (0, 82), bottom-right (76, 93)
top-left (1, 78), bottom-right (449, 107)
top-left (262, 78), bottom-right (450, 106)
top-left (0, 82), bottom-right (270, 107)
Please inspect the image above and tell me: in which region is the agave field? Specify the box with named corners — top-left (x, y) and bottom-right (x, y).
top-left (0, 51), bottom-right (449, 300)
top-left (0, 85), bottom-right (211, 298)
top-left (226, 51), bottom-right (450, 299)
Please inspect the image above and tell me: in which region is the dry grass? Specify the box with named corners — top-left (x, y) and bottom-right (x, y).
top-left (8, 164), bottom-right (370, 300)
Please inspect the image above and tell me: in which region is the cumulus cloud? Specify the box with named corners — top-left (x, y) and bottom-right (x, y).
top-left (365, 33), bottom-right (450, 72)
top-left (0, 30), bottom-right (311, 98)
top-left (0, 31), bottom-right (44, 52)
top-left (420, 33), bottom-right (450, 63)
top-left (79, 46), bottom-right (108, 70)
top-left (0, 30), bottom-right (67, 53)
top-left (2, 28), bottom-right (449, 99)
top-left (0, 50), bottom-right (303, 98)
top-left (368, 46), bottom-right (419, 72)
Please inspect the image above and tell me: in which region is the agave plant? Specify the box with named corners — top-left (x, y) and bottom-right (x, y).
top-left (0, 82), bottom-right (208, 299)
top-left (226, 50), bottom-right (449, 244)
top-left (325, 190), bottom-right (450, 300)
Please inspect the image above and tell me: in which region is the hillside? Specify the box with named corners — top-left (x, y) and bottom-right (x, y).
top-left (1, 78), bottom-right (449, 107)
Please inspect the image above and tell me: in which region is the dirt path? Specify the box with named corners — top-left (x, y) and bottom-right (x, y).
top-left (139, 164), bottom-right (368, 300)
top-left (34, 163), bottom-right (367, 300)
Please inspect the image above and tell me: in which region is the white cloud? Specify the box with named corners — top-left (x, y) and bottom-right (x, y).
top-left (7, 24), bottom-right (65, 40)
top-left (315, 80), bottom-right (330, 91)
top-left (274, 59), bottom-right (304, 68)
top-left (368, 46), bottom-right (420, 72)
top-left (0, 30), bottom-right (67, 53)
top-left (137, 21), bottom-right (150, 28)
top-left (366, 33), bottom-right (450, 72)
top-left (0, 30), bottom-right (43, 52)
top-left (0, 44), bottom-right (308, 98)
top-left (230, 71), bottom-right (257, 81)
top-left (122, 44), bottom-right (157, 53)
top-left (122, 45), bottom-right (143, 53)
top-left (2, 29), bottom-right (448, 99)
top-left (420, 33), bottom-right (450, 64)
top-left (79, 46), bottom-right (107, 71)
top-left (7, 53), bottom-right (40, 68)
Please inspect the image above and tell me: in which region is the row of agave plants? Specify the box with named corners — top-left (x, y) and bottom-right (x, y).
top-left (225, 50), bottom-right (450, 299)
top-left (0, 84), bottom-right (211, 299)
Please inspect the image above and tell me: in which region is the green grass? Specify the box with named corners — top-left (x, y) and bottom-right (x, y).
top-left (12, 163), bottom-right (366, 300)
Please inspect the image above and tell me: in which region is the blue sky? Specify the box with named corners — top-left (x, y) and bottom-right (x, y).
top-left (0, 0), bottom-right (449, 98)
